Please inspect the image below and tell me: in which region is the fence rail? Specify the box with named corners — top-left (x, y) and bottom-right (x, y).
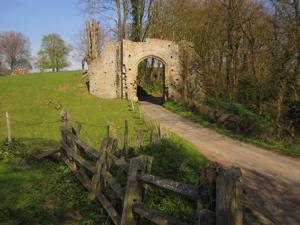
top-left (36, 110), bottom-right (243, 225)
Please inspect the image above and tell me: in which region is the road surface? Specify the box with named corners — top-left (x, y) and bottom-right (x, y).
top-left (140, 98), bottom-right (300, 225)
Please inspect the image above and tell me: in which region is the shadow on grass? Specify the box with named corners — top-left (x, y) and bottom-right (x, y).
top-left (0, 138), bottom-right (85, 225)
top-left (0, 160), bottom-right (60, 224)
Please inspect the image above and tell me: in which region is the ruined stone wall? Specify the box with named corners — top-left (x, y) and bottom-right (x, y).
top-left (88, 41), bottom-right (122, 99)
top-left (87, 38), bottom-right (204, 102)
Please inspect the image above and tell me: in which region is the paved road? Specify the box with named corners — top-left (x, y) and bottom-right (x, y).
top-left (140, 99), bottom-right (300, 225)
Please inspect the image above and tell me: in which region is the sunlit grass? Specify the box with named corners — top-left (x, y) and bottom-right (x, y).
top-left (0, 71), bottom-right (148, 149)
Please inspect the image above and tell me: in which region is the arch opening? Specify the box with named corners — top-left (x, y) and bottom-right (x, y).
top-left (136, 57), bottom-right (166, 105)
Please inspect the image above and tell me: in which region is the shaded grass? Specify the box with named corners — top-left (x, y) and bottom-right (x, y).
top-left (135, 134), bottom-right (210, 224)
top-left (0, 139), bottom-right (107, 224)
top-left (0, 133), bottom-right (210, 224)
top-left (0, 161), bottom-right (58, 225)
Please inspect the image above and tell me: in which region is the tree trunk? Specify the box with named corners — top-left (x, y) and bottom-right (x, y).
top-left (276, 77), bottom-right (287, 122)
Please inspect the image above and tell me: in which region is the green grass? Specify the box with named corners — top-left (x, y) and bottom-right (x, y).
top-left (0, 134), bottom-right (210, 225)
top-left (137, 134), bottom-right (210, 224)
top-left (0, 160), bottom-right (55, 225)
top-left (0, 140), bottom-right (106, 224)
top-left (0, 71), bottom-right (148, 149)
top-left (0, 71), bottom-right (211, 224)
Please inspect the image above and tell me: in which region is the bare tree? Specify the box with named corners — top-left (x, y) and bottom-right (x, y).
top-left (71, 23), bottom-right (106, 70)
top-left (0, 31), bottom-right (31, 71)
top-left (77, 0), bottom-right (131, 41)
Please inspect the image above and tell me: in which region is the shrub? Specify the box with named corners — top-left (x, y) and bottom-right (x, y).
top-left (286, 100), bottom-right (300, 134)
top-left (0, 139), bottom-right (27, 159)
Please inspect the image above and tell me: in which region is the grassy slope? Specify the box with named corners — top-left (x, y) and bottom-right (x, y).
top-left (0, 71), bottom-right (211, 224)
top-left (0, 71), bottom-right (150, 224)
top-left (0, 71), bottom-right (146, 148)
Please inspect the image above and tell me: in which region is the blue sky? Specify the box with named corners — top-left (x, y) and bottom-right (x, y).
top-left (0, 0), bottom-right (91, 70)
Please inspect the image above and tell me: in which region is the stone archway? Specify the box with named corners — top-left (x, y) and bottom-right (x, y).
top-left (122, 39), bottom-right (182, 101)
top-left (135, 56), bottom-right (166, 102)
top-left (87, 38), bottom-right (204, 102)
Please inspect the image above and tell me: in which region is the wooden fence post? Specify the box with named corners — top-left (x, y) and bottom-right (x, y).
top-left (197, 210), bottom-right (216, 225)
top-left (121, 156), bottom-right (153, 225)
top-left (136, 128), bottom-right (142, 150)
top-left (88, 149), bottom-right (105, 202)
top-left (76, 123), bottom-right (82, 136)
top-left (88, 138), bottom-right (118, 203)
top-left (216, 167), bottom-right (243, 225)
top-left (124, 120), bottom-right (129, 155)
top-left (60, 110), bottom-right (74, 164)
top-left (5, 111), bottom-right (11, 142)
top-left (106, 125), bottom-right (110, 138)
top-left (106, 156), bottom-right (123, 225)
top-left (75, 123), bottom-right (86, 157)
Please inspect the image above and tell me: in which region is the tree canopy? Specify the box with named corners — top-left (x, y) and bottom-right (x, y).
top-left (0, 31), bottom-right (31, 72)
top-left (37, 33), bottom-right (72, 72)
top-left (78, 0), bottom-right (300, 131)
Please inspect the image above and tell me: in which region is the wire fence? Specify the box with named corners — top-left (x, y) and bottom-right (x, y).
top-left (0, 109), bottom-right (151, 149)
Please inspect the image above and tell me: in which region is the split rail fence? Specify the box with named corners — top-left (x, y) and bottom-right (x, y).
top-left (37, 110), bottom-right (244, 225)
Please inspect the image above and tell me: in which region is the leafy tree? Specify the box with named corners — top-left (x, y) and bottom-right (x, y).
top-left (130, 0), bottom-right (146, 42)
top-left (37, 33), bottom-right (72, 72)
top-left (0, 31), bottom-right (31, 71)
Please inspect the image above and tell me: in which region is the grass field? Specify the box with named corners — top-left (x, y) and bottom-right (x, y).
top-left (0, 71), bottom-right (212, 224)
top-left (0, 71), bottom-right (147, 149)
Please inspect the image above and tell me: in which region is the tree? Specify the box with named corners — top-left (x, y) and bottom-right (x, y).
top-left (71, 24), bottom-right (106, 70)
top-left (78, 0), bottom-right (131, 41)
top-left (130, 0), bottom-right (146, 41)
top-left (37, 33), bottom-right (72, 72)
top-left (0, 31), bottom-right (31, 71)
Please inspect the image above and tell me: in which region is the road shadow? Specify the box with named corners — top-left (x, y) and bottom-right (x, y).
top-left (241, 166), bottom-right (300, 225)
top-left (137, 86), bottom-right (164, 105)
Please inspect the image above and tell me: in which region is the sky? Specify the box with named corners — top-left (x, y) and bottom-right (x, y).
top-left (0, 0), bottom-right (91, 71)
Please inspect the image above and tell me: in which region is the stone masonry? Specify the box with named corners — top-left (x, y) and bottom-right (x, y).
top-left (86, 21), bottom-right (204, 102)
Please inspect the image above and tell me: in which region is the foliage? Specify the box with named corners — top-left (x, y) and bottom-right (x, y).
top-left (0, 31), bottom-right (31, 71)
top-left (137, 58), bottom-right (164, 96)
top-left (286, 100), bottom-right (300, 134)
top-left (130, 0), bottom-right (145, 42)
top-left (78, 0), bottom-right (300, 135)
top-left (37, 33), bottom-right (71, 72)
top-left (0, 139), bottom-right (27, 159)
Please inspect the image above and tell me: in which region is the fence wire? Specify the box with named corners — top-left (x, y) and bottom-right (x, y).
top-left (0, 112), bottom-right (142, 149)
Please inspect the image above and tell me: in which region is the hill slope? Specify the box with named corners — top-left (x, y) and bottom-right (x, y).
top-left (0, 71), bottom-right (146, 148)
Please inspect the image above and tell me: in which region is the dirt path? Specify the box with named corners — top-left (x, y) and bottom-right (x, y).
top-left (140, 99), bottom-right (300, 225)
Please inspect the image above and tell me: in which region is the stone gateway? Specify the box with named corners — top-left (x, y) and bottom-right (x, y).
top-left (86, 21), bottom-right (204, 102)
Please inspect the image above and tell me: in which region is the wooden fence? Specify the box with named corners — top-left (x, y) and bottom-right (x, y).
top-left (37, 110), bottom-right (243, 225)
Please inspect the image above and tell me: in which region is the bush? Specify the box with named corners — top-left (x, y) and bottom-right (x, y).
top-left (286, 100), bottom-right (300, 134)
top-left (0, 139), bottom-right (27, 159)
